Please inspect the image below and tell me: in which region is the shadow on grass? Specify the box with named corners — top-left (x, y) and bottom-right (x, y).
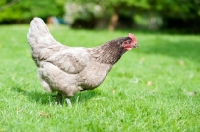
top-left (137, 36), bottom-right (200, 63)
top-left (12, 86), bottom-right (101, 105)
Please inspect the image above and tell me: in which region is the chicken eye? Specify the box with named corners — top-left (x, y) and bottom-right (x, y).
top-left (128, 40), bottom-right (132, 44)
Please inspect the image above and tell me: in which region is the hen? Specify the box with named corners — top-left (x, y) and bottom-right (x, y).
top-left (27, 17), bottom-right (138, 107)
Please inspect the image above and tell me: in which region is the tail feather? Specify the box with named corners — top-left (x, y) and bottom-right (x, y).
top-left (27, 17), bottom-right (61, 66)
top-left (27, 17), bottom-right (58, 48)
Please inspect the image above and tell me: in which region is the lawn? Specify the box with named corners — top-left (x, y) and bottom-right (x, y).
top-left (0, 24), bottom-right (200, 132)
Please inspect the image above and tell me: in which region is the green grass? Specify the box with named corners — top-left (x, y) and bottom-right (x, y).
top-left (0, 25), bottom-right (200, 132)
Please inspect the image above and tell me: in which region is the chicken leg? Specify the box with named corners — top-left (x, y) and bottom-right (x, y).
top-left (66, 98), bottom-right (72, 107)
top-left (56, 93), bottom-right (63, 104)
top-left (56, 93), bottom-right (72, 107)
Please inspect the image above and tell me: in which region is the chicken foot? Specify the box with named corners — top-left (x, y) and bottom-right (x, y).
top-left (56, 93), bottom-right (63, 105)
top-left (55, 93), bottom-right (72, 107)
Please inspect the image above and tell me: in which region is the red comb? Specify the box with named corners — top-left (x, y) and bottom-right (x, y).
top-left (128, 33), bottom-right (137, 44)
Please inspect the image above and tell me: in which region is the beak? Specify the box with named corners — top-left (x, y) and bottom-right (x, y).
top-left (133, 43), bottom-right (138, 48)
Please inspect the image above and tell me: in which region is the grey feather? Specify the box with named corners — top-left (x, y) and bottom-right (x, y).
top-left (27, 17), bottom-right (136, 104)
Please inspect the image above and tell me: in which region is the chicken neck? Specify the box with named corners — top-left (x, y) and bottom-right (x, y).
top-left (90, 42), bottom-right (127, 65)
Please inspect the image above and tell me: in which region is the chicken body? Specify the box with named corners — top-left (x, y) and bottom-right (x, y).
top-left (27, 18), bottom-right (137, 106)
top-left (38, 47), bottom-right (112, 96)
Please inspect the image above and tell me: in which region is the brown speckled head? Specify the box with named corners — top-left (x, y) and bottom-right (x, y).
top-left (90, 33), bottom-right (138, 64)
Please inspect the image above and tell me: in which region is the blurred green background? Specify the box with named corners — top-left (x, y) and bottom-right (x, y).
top-left (0, 1), bottom-right (200, 131)
top-left (0, 0), bottom-right (199, 33)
